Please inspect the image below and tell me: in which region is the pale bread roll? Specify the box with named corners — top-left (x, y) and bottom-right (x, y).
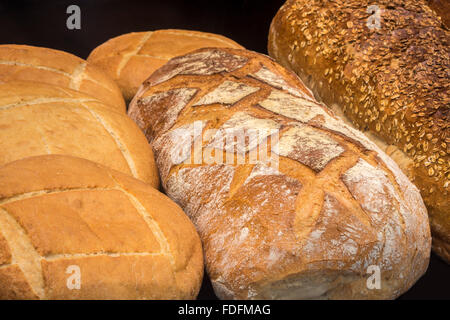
top-left (0, 155), bottom-right (203, 299)
top-left (0, 44), bottom-right (125, 112)
top-left (0, 81), bottom-right (159, 188)
top-left (129, 47), bottom-right (431, 299)
top-left (88, 29), bottom-right (244, 102)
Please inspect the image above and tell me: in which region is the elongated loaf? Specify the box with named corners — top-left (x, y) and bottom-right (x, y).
top-left (0, 81), bottom-right (159, 188)
top-left (88, 29), bottom-right (244, 102)
top-left (0, 45), bottom-right (125, 112)
top-left (268, 0), bottom-right (449, 263)
top-left (128, 48), bottom-right (431, 299)
top-left (0, 155), bottom-right (203, 299)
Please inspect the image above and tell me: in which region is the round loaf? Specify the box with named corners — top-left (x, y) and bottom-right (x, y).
top-left (0, 155), bottom-right (203, 299)
top-left (0, 81), bottom-right (159, 188)
top-left (129, 47), bottom-right (431, 299)
top-left (87, 29), bottom-right (244, 102)
top-left (268, 0), bottom-right (449, 263)
top-left (427, 0), bottom-right (450, 27)
top-left (0, 44), bottom-right (125, 112)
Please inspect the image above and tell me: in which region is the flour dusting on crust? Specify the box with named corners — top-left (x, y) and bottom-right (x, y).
top-left (275, 125), bottom-right (345, 172)
top-left (153, 121), bottom-right (206, 181)
top-left (150, 50), bottom-right (248, 86)
top-left (207, 111), bottom-right (281, 154)
top-left (259, 90), bottom-right (329, 122)
top-left (251, 66), bottom-right (312, 99)
top-left (137, 88), bottom-right (197, 139)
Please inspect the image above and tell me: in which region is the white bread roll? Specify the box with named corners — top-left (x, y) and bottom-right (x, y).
top-left (0, 81), bottom-right (159, 188)
top-left (88, 29), bottom-right (244, 102)
top-left (0, 45), bottom-right (125, 112)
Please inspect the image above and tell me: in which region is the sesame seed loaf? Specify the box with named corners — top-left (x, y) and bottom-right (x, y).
top-left (0, 81), bottom-right (159, 188)
top-left (268, 0), bottom-right (449, 263)
top-left (427, 0), bottom-right (450, 27)
top-left (87, 29), bottom-right (244, 102)
top-left (128, 47), bottom-right (431, 299)
top-left (0, 155), bottom-right (203, 299)
top-left (0, 45), bottom-right (126, 113)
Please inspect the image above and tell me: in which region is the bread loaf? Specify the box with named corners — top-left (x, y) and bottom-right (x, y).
top-left (128, 47), bottom-right (431, 299)
top-left (427, 0), bottom-right (450, 27)
top-left (0, 45), bottom-right (125, 112)
top-left (268, 0), bottom-right (449, 263)
top-left (0, 155), bottom-right (203, 299)
top-left (87, 29), bottom-right (244, 102)
top-left (0, 81), bottom-right (159, 188)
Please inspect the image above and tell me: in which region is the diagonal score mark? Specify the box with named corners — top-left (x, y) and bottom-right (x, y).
top-left (0, 97), bottom-right (99, 111)
top-left (107, 175), bottom-right (175, 268)
top-left (0, 60), bottom-right (71, 76)
top-left (69, 63), bottom-right (119, 96)
top-left (79, 102), bottom-right (139, 179)
top-left (116, 31), bottom-right (153, 77)
top-left (0, 60), bottom-right (118, 97)
top-left (121, 191), bottom-right (175, 267)
top-left (0, 187), bottom-right (117, 206)
top-left (162, 30), bottom-right (239, 47)
top-left (0, 208), bottom-right (45, 299)
top-left (135, 53), bottom-right (167, 60)
top-left (69, 62), bottom-right (87, 91)
top-left (44, 251), bottom-right (165, 261)
top-left (0, 187), bottom-right (169, 261)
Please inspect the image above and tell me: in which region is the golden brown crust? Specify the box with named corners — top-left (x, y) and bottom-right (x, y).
top-left (87, 29), bottom-right (244, 102)
top-left (0, 155), bottom-right (203, 299)
top-left (0, 266), bottom-right (39, 299)
top-left (0, 45), bottom-right (125, 112)
top-left (0, 81), bottom-right (159, 188)
top-left (427, 0), bottom-right (450, 27)
top-left (129, 47), bottom-right (431, 299)
top-left (268, 0), bottom-right (449, 263)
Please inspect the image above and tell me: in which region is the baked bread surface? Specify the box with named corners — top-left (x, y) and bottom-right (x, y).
top-left (88, 29), bottom-right (244, 102)
top-left (0, 81), bottom-right (159, 187)
top-left (0, 45), bottom-right (125, 112)
top-left (0, 155), bottom-right (203, 299)
top-left (129, 47), bottom-right (431, 299)
top-left (268, 0), bottom-right (449, 262)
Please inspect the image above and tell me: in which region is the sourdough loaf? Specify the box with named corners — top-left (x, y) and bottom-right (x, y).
top-left (268, 0), bottom-right (449, 263)
top-left (0, 155), bottom-right (203, 299)
top-left (87, 29), bottom-right (244, 102)
top-left (128, 47), bottom-right (431, 299)
top-left (427, 0), bottom-right (450, 27)
top-left (0, 44), bottom-right (125, 112)
top-left (0, 81), bottom-right (159, 188)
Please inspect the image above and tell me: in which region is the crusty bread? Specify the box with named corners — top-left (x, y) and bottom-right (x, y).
top-left (87, 29), bottom-right (244, 102)
top-left (0, 81), bottom-right (159, 188)
top-left (268, 0), bottom-right (449, 263)
top-left (128, 47), bottom-right (431, 299)
top-left (0, 44), bottom-right (125, 112)
top-left (427, 0), bottom-right (450, 27)
top-left (0, 155), bottom-right (203, 299)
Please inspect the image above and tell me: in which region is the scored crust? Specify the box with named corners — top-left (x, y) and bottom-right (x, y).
top-left (268, 0), bottom-right (449, 263)
top-left (0, 44), bottom-right (125, 112)
top-left (0, 81), bottom-right (159, 188)
top-left (88, 29), bottom-right (244, 102)
top-left (0, 155), bottom-right (203, 299)
top-left (128, 47), bottom-right (431, 299)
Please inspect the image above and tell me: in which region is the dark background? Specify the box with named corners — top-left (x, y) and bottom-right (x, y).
top-left (0, 0), bottom-right (448, 300)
